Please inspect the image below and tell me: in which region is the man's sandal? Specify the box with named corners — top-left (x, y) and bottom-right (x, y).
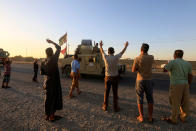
top-left (136, 116), bottom-right (144, 123)
top-left (148, 118), bottom-right (154, 124)
top-left (67, 95), bottom-right (75, 99)
top-left (161, 117), bottom-right (177, 125)
top-left (77, 91), bottom-right (82, 95)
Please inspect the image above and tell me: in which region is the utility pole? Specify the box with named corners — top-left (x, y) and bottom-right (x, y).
top-left (68, 44), bottom-right (70, 55)
top-left (26, 48), bottom-right (27, 57)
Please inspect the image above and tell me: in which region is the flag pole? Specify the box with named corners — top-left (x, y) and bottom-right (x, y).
top-left (66, 42), bottom-right (68, 56)
top-left (66, 32), bottom-right (68, 56)
top-left (67, 33), bottom-right (68, 55)
top-left (68, 43), bottom-right (70, 55)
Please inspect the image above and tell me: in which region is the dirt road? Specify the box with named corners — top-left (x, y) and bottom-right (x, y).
top-left (0, 63), bottom-right (196, 131)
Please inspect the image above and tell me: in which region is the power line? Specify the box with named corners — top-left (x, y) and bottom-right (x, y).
top-left (148, 38), bottom-right (196, 44)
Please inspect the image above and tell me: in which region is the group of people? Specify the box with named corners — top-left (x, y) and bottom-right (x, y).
top-left (99, 41), bottom-right (193, 124)
top-left (41, 39), bottom-right (193, 124)
top-left (0, 39), bottom-right (193, 125)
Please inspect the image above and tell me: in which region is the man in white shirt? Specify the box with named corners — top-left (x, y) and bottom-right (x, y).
top-left (99, 40), bottom-right (128, 112)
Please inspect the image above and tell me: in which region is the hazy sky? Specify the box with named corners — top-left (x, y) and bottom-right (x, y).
top-left (0, 0), bottom-right (196, 60)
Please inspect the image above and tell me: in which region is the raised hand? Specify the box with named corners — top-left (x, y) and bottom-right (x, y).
top-left (46, 39), bottom-right (54, 44)
top-left (119, 41), bottom-right (129, 55)
top-left (125, 41), bottom-right (129, 47)
top-left (100, 40), bottom-right (103, 47)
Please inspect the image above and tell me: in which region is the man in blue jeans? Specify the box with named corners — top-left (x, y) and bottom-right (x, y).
top-left (132, 43), bottom-right (154, 123)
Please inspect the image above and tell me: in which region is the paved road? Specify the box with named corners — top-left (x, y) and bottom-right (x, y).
top-left (10, 63), bottom-right (196, 94)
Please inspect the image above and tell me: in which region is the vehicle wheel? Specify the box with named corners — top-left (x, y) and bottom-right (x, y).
top-left (64, 65), bottom-right (71, 78)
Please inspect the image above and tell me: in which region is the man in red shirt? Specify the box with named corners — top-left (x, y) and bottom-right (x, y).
top-left (2, 58), bottom-right (12, 88)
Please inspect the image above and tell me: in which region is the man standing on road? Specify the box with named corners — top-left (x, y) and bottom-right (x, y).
top-left (41, 39), bottom-right (63, 121)
top-left (99, 40), bottom-right (128, 112)
top-left (132, 43), bottom-right (154, 123)
top-left (32, 59), bottom-right (39, 82)
top-left (2, 58), bottom-right (12, 88)
top-left (163, 50), bottom-right (193, 124)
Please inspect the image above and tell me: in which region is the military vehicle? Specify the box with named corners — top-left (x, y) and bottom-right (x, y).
top-left (0, 48), bottom-right (10, 65)
top-left (61, 40), bottom-right (126, 77)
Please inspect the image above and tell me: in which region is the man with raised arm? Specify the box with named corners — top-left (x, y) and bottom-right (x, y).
top-left (99, 41), bottom-right (128, 112)
top-left (132, 43), bottom-right (154, 123)
top-left (162, 50), bottom-right (193, 124)
top-left (42, 39), bottom-right (63, 121)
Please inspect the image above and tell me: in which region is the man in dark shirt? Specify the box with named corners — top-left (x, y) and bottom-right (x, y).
top-left (41, 39), bottom-right (63, 121)
top-left (32, 59), bottom-right (38, 82)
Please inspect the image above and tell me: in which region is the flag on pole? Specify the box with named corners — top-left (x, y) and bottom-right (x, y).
top-left (59, 32), bottom-right (67, 46)
top-left (61, 47), bottom-right (67, 55)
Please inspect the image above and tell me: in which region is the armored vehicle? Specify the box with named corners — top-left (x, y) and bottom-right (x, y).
top-left (0, 48), bottom-right (10, 65)
top-left (61, 40), bottom-right (126, 77)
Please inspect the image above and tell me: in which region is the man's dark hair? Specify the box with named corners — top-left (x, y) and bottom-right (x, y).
top-left (108, 47), bottom-right (115, 55)
top-left (141, 43), bottom-right (149, 53)
top-left (5, 58), bottom-right (10, 64)
top-left (174, 50), bottom-right (184, 58)
top-left (74, 53), bottom-right (78, 59)
top-left (34, 59), bottom-right (38, 63)
top-left (45, 48), bottom-right (53, 57)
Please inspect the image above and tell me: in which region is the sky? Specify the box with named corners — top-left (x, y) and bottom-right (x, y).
top-left (0, 0), bottom-right (196, 60)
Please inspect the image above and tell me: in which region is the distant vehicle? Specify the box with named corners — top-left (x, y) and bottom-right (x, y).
top-left (61, 39), bottom-right (126, 77)
top-left (0, 48), bottom-right (10, 65)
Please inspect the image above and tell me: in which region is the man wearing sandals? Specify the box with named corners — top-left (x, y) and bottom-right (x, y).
top-left (163, 50), bottom-right (193, 124)
top-left (68, 53), bottom-right (81, 98)
top-left (42, 39), bottom-right (63, 121)
top-left (132, 43), bottom-right (154, 123)
top-left (99, 40), bottom-right (128, 112)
